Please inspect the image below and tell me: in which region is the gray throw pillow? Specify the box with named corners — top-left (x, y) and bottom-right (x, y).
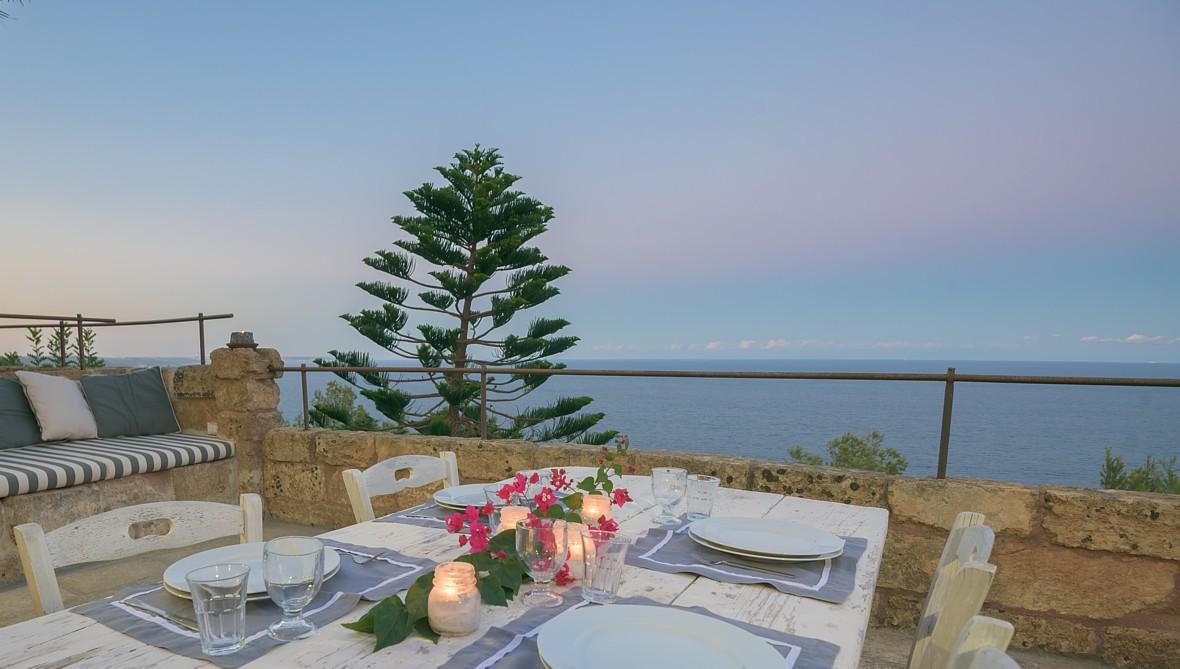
top-left (0, 378), bottom-right (43, 449)
top-left (80, 367), bottom-right (180, 437)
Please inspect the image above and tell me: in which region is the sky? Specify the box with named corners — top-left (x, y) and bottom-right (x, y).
top-left (1, 2), bottom-right (1178, 362)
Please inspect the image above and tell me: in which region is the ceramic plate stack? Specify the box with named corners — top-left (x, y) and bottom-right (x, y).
top-left (433, 483), bottom-right (495, 510)
top-left (537, 604), bottom-right (788, 669)
top-left (688, 517), bottom-right (845, 562)
top-left (162, 543), bottom-right (341, 601)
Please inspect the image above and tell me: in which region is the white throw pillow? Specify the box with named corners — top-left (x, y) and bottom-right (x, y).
top-left (15, 371), bottom-right (99, 441)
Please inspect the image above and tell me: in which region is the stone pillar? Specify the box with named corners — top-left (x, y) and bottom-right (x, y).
top-left (209, 346), bottom-right (284, 495)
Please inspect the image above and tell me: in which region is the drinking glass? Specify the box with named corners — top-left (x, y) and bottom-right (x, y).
top-left (581, 528), bottom-right (634, 604)
top-left (263, 536), bottom-right (325, 641)
top-left (185, 563), bottom-right (250, 657)
top-left (515, 518), bottom-right (568, 608)
top-left (686, 474), bottom-right (721, 520)
top-left (651, 467), bottom-right (688, 525)
top-left (483, 483), bottom-right (509, 530)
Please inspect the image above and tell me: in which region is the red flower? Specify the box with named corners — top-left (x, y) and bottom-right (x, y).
top-left (595, 516), bottom-right (620, 533)
top-left (464, 505), bottom-right (481, 524)
top-left (496, 483), bottom-right (515, 502)
top-left (528, 472), bottom-right (540, 485)
top-left (480, 502), bottom-right (494, 517)
top-left (554, 562), bottom-right (575, 586)
top-left (468, 522), bottom-right (491, 553)
top-left (612, 488), bottom-right (632, 507)
top-left (492, 549), bottom-right (508, 560)
top-left (458, 534), bottom-right (469, 547)
top-left (550, 468), bottom-right (573, 491)
top-left (534, 487), bottom-right (558, 513)
top-left (445, 512), bottom-right (465, 534)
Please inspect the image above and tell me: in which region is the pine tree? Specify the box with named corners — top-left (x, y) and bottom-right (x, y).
top-left (318, 146), bottom-right (615, 444)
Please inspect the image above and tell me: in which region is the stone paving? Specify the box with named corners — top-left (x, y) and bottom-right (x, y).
top-left (0, 517), bottom-right (1116, 668)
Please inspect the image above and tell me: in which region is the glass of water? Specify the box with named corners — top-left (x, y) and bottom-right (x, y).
top-left (264, 536), bottom-right (325, 641)
top-left (185, 563), bottom-right (250, 657)
top-left (581, 528), bottom-right (634, 604)
top-left (686, 474), bottom-right (721, 519)
top-left (651, 467), bottom-right (688, 526)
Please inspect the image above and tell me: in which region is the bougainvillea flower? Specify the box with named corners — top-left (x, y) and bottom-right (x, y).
top-left (445, 512), bottom-right (465, 534)
top-left (612, 488), bottom-right (633, 507)
top-left (554, 562), bottom-right (575, 586)
top-left (596, 516), bottom-right (620, 533)
top-left (550, 468), bottom-right (573, 491)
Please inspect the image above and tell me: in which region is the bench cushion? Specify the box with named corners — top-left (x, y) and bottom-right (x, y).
top-left (0, 433), bottom-right (233, 499)
top-left (81, 367), bottom-right (181, 438)
top-left (0, 379), bottom-right (41, 450)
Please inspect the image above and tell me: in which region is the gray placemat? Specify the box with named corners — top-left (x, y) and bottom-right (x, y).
top-left (72, 542), bottom-right (433, 667)
top-left (625, 521), bottom-right (867, 605)
top-left (376, 501), bottom-right (454, 528)
top-left (447, 588), bottom-right (839, 669)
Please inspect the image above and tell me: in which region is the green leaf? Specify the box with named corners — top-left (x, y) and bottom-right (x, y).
top-left (488, 528), bottom-right (517, 555)
top-left (494, 558), bottom-right (526, 596)
top-left (372, 597), bottom-right (413, 651)
top-left (602, 479), bottom-right (614, 494)
top-left (613, 463), bottom-right (623, 476)
top-left (404, 572), bottom-right (434, 623)
top-left (577, 476), bottom-right (596, 493)
top-left (563, 492), bottom-right (583, 510)
top-left (477, 570), bottom-right (509, 606)
top-left (543, 504), bottom-right (566, 520)
top-left (564, 511), bottom-right (583, 524)
top-left (341, 608), bottom-right (375, 634)
top-left (414, 617), bottom-right (441, 644)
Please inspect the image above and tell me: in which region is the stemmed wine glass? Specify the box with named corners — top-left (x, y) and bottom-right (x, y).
top-left (651, 467), bottom-right (688, 526)
top-left (263, 536), bottom-right (325, 641)
top-left (515, 518), bottom-right (568, 608)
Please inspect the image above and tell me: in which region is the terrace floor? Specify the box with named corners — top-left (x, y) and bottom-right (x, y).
top-left (0, 518), bottom-right (1114, 669)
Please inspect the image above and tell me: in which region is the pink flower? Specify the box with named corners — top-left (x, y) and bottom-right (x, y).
top-left (612, 488), bottom-right (632, 507)
top-left (554, 562), bottom-right (575, 586)
top-left (528, 472), bottom-right (540, 485)
top-left (492, 549), bottom-right (508, 560)
top-left (468, 522), bottom-right (491, 553)
top-left (496, 483), bottom-right (515, 502)
top-left (480, 502), bottom-right (494, 517)
top-left (595, 516), bottom-right (619, 533)
top-left (458, 534), bottom-right (469, 547)
top-left (445, 512), bottom-right (465, 534)
top-left (550, 468), bottom-right (573, 491)
top-left (464, 505), bottom-right (481, 524)
top-left (534, 487), bottom-right (558, 513)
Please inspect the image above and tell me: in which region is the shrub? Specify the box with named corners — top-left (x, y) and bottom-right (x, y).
top-left (1100, 448), bottom-right (1179, 494)
top-left (788, 430), bottom-right (908, 474)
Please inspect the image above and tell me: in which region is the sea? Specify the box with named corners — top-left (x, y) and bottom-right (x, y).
top-left (116, 357), bottom-right (1180, 489)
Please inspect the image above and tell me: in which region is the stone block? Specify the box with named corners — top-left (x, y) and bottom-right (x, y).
top-left (1102, 626), bottom-right (1180, 669)
top-left (877, 525), bottom-right (942, 592)
top-left (451, 439), bottom-right (537, 482)
top-left (872, 589), bottom-right (922, 629)
top-left (535, 442), bottom-right (618, 470)
top-left (95, 471), bottom-right (176, 509)
top-left (753, 462), bottom-right (890, 507)
top-left (214, 379), bottom-right (281, 411)
top-left (172, 398), bottom-right (217, 434)
top-left (171, 459), bottom-right (238, 504)
top-left (210, 347), bottom-right (283, 380)
top-left (980, 608), bottom-right (1100, 655)
top-left (264, 428), bottom-right (320, 463)
top-left (266, 497), bottom-right (353, 529)
top-left (1042, 486), bottom-right (1180, 560)
top-left (264, 462), bottom-right (325, 504)
top-left (888, 477), bottom-right (1037, 536)
top-left (168, 365), bottom-right (214, 398)
top-left (632, 450), bottom-right (754, 490)
top-left (316, 430), bottom-right (376, 468)
top-left (987, 536), bottom-right (1178, 619)
top-left (371, 483), bottom-right (444, 518)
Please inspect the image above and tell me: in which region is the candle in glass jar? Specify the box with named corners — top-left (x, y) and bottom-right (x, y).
top-left (427, 562), bottom-right (480, 637)
top-left (498, 505), bottom-right (529, 533)
top-left (580, 494), bottom-right (612, 524)
top-left (559, 521), bottom-right (586, 580)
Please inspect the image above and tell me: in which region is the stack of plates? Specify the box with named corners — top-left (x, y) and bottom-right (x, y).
top-left (688, 517), bottom-right (844, 562)
top-left (433, 483), bottom-right (495, 511)
top-left (537, 604), bottom-right (788, 668)
top-left (161, 543), bottom-right (341, 601)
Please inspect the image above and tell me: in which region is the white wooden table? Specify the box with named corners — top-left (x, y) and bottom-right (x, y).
top-left (0, 474), bottom-right (889, 669)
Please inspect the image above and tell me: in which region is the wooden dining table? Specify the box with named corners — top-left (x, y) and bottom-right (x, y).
top-left (0, 473), bottom-right (889, 669)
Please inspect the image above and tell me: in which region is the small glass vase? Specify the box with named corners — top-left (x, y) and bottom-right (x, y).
top-left (427, 562), bottom-right (481, 637)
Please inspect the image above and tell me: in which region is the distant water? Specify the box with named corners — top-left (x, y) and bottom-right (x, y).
top-left (115, 357), bottom-right (1180, 489)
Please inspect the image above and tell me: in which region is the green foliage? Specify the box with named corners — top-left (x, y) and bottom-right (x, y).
top-left (308, 380), bottom-right (389, 431)
top-left (25, 328), bottom-right (52, 367)
top-left (319, 146), bottom-right (614, 444)
top-left (14, 326), bottom-right (105, 369)
top-left (1100, 448), bottom-right (1179, 494)
top-left (0, 352), bottom-right (20, 366)
top-left (788, 431), bottom-right (908, 474)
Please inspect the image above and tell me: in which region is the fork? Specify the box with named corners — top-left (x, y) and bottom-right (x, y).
top-left (123, 600), bottom-right (200, 632)
top-left (706, 559), bottom-right (796, 578)
top-left (352, 549), bottom-right (390, 565)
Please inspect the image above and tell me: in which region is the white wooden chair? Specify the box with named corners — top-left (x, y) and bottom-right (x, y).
top-left (13, 494), bottom-right (263, 616)
top-left (945, 616), bottom-right (1016, 669)
top-left (909, 511), bottom-right (998, 669)
top-left (342, 452), bottom-right (460, 523)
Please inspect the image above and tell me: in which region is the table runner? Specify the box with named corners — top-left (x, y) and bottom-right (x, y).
top-left (625, 522), bottom-right (867, 604)
top-left (376, 501), bottom-right (454, 528)
top-left (72, 542), bottom-right (433, 668)
top-left (446, 588), bottom-right (839, 669)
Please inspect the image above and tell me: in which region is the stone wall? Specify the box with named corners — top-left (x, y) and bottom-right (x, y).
top-left (264, 428), bottom-right (1180, 668)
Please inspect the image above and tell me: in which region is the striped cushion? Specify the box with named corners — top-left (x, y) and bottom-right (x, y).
top-left (0, 433), bottom-right (234, 499)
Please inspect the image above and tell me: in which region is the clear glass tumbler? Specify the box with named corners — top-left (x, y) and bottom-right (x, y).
top-left (581, 528), bottom-right (634, 604)
top-left (515, 518), bottom-right (568, 608)
top-left (263, 536), bottom-right (325, 641)
top-left (185, 563), bottom-right (250, 657)
top-left (686, 474), bottom-right (721, 520)
top-left (651, 467), bottom-right (688, 526)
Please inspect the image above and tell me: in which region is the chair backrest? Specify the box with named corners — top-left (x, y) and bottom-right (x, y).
top-left (949, 648), bottom-right (1021, 669)
top-left (947, 615), bottom-right (1015, 666)
top-left (14, 493), bottom-right (263, 615)
top-left (909, 512), bottom-right (998, 669)
top-left (342, 451), bottom-right (459, 523)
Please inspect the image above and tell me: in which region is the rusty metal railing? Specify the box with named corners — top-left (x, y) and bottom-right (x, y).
top-left (274, 364), bottom-right (1180, 479)
top-left (0, 312), bottom-right (233, 367)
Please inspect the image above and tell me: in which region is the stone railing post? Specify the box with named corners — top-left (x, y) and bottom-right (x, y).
top-left (209, 345), bottom-right (283, 494)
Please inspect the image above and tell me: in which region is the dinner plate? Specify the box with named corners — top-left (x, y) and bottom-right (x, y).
top-left (163, 543), bottom-right (340, 598)
top-left (689, 517), bottom-right (844, 557)
top-left (537, 604), bottom-right (787, 669)
top-left (688, 527), bottom-right (843, 563)
top-left (433, 483), bottom-right (495, 510)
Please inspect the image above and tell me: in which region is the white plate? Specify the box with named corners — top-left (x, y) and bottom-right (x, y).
top-left (538, 604), bottom-right (787, 669)
top-left (164, 580), bottom-right (273, 602)
top-left (433, 483), bottom-right (494, 510)
top-left (163, 543), bottom-right (340, 598)
top-left (688, 528), bottom-right (844, 563)
top-left (689, 517), bottom-right (844, 557)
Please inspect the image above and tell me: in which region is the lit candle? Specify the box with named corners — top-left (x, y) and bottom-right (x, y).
top-left (498, 505), bottom-right (529, 533)
top-left (427, 562), bottom-right (480, 636)
top-left (558, 521), bottom-right (586, 580)
top-left (580, 494), bottom-right (612, 524)
top-left (227, 330), bottom-right (256, 349)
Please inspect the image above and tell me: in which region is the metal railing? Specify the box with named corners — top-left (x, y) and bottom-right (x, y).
top-left (0, 312), bottom-right (233, 367)
top-left (275, 364), bottom-right (1180, 479)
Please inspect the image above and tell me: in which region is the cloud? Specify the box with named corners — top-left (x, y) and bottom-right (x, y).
top-left (1080, 334), bottom-right (1180, 345)
top-left (670, 343), bottom-right (682, 351)
top-left (763, 339), bottom-right (787, 349)
top-left (590, 343), bottom-right (625, 352)
top-left (705, 341), bottom-right (722, 350)
top-left (738, 339), bottom-right (757, 349)
top-left (871, 340), bottom-right (941, 349)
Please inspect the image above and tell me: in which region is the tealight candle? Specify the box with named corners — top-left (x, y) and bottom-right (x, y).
top-left (580, 494), bottom-right (612, 524)
top-left (558, 521), bottom-right (587, 580)
top-left (227, 331), bottom-right (257, 349)
top-left (427, 562), bottom-right (480, 637)
top-left (498, 505), bottom-right (529, 533)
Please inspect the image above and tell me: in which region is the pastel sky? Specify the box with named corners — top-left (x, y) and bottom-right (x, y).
top-left (1, 2), bottom-right (1178, 361)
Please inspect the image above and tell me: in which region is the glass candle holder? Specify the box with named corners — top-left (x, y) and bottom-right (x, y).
top-left (427, 562), bottom-right (480, 637)
top-left (498, 505), bottom-right (529, 533)
top-left (557, 521), bottom-right (587, 580)
top-left (580, 494), bottom-right (612, 525)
